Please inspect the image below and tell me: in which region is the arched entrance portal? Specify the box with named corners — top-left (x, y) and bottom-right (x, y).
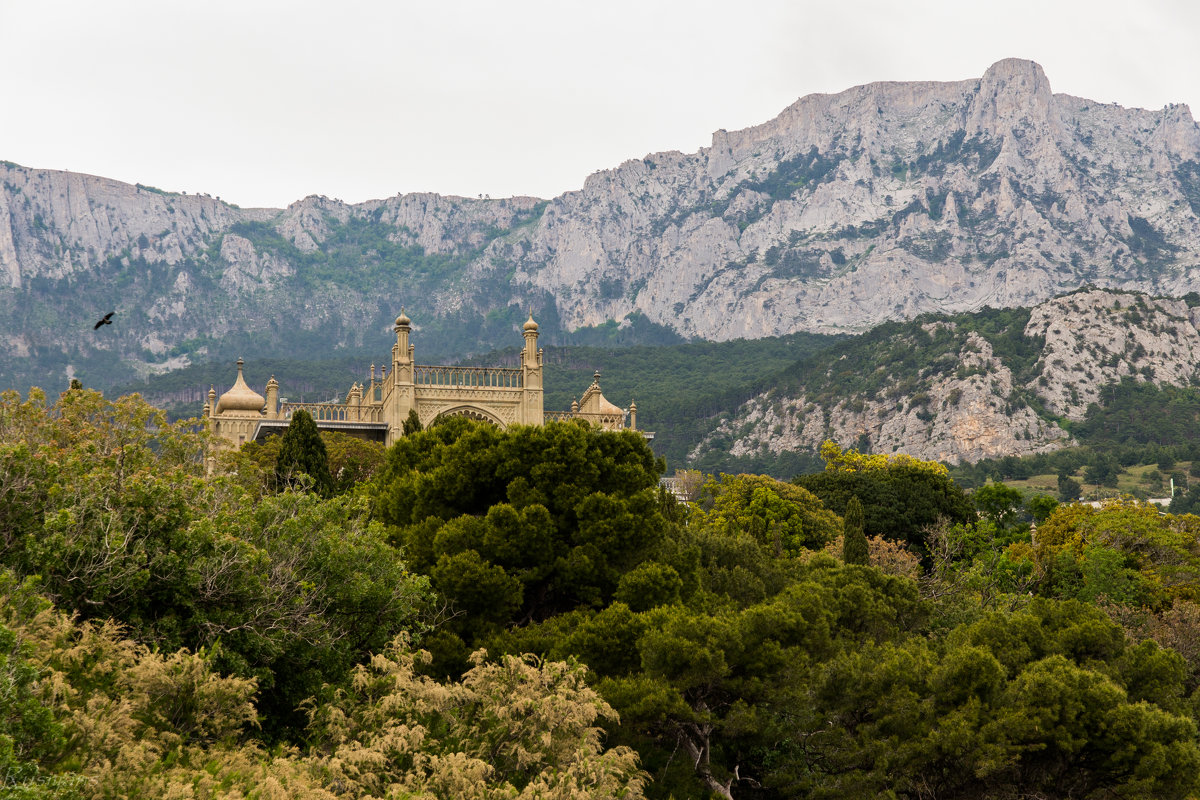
top-left (433, 406), bottom-right (504, 426)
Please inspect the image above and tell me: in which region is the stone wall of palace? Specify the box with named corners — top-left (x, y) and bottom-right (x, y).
top-left (205, 311), bottom-right (637, 452)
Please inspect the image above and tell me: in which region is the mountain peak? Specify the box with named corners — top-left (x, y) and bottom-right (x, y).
top-left (980, 57), bottom-right (1050, 86)
top-left (970, 58), bottom-right (1054, 131)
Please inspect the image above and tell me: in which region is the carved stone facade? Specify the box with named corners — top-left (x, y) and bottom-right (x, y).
top-left (205, 311), bottom-right (641, 452)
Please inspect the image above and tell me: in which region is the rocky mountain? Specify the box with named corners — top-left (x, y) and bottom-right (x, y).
top-left (3, 58), bottom-right (1200, 393)
top-left (692, 289), bottom-right (1200, 466)
top-left (505, 57), bottom-right (1200, 340)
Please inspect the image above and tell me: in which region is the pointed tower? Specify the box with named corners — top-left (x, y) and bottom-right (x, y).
top-left (520, 311), bottom-right (544, 424)
top-left (386, 309), bottom-right (417, 441)
top-left (265, 375), bottom-right (279, 419)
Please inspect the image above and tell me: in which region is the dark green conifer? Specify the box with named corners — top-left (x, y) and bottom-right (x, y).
top-left (403, 408), bottom-right (423, 436)
top-left (275, 409), bottom-right (333, 496)
top-left (1057, 473), bottom-right (1083, 502)
top-left (842, 495), bottom-right (869, 566)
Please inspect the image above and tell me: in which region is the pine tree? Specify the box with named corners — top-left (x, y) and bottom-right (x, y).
top-left (275, 409), bottom-right (333, 496)
top-left (842, 495), bottom-right (869, 566)
top-left (1057, 473), bottom-right (1083, 502)
top-left (403, 408), bottom-right (423, 436)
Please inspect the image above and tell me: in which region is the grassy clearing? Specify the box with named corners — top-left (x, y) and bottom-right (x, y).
top-left (1000, 461), bottom-right (1197, 502)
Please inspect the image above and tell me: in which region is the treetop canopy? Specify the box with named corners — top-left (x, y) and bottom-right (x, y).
top-left (820, 439), bottom-right (950, 477)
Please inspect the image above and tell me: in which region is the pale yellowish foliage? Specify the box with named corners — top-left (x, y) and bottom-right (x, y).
top-left (670, 469), bottom-right (706, 503)
top-left (819, 439), bottom-right (950, 477)
top-left (1, 575), bottom-right (644, 799)
top-left (305, 639), bottom-right (648, 800)
top-left (0, 578), bottom-right (285, 798)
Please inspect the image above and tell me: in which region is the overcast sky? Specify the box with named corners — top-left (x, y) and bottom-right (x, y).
top-left (1, 0), bottom-right (1197, 209)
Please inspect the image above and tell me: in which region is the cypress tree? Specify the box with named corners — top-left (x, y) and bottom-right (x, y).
top-left (842, 495), bottom-right (869, 566)
top-left (275, 409), bottom-right (333, 496)
top-left (403, 408), bottom-right (423, 436)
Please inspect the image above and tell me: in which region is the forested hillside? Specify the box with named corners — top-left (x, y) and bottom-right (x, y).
top-left (2, 387), bottom-right (1199, 798)
top-left (695, 289), bottom-right (1200, 472)
top-left (103, 288), bottom-right (1200, 475)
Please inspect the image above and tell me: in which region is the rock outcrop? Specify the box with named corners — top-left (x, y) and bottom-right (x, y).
top-left (711, 332), bottom-right (1070, 465)
top-left (693, 290), bottom-right (1200, 466)
top-left (1026, 290), bottom-right (1200, 419)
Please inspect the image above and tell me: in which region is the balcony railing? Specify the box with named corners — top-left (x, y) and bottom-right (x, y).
top-left (280, 402), bottom-right (384, 423)
top-left (415, 365), bottom-right (524, 388)
top-left (545, 410), bottom-right (626, 425)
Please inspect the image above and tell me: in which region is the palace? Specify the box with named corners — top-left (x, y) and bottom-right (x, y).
top-left (204, 310), bottom-right (641, 451)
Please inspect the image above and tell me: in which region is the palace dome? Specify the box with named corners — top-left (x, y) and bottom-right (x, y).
top-left (595, 394), bottom-right (623, 415)
top-left (216, 359), bottom-right (266, 414)
top-left (523, 313), bottom-right (538, 332)
top-left (579, 371), bottom-right (624, 416)
top-left (395, 309), bottom-right (411, 327)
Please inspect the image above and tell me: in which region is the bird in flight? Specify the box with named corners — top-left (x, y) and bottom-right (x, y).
top-left (93, 311), bottom-right (115, 330)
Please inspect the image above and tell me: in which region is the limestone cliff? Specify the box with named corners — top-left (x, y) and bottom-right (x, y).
top-left (3, 58), bottom-right (1200, 393)
top-left (484, 58), bottom-right (1200, 339)
top-left (1025, 290), bottom-right (1200, 420)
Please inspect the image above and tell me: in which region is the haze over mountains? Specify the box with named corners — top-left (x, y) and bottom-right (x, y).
top-left (2, 58), bottom-right (1199, 423)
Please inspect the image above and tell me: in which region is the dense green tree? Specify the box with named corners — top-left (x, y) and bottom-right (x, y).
top-left (372, 418), bottom-right (667, 670)
top-left (973, 481), bottom-right (1026, 531)
top-left (322, 430), bottom-right (386, 493)
top-left (508, 555), bottom-right (926, 800)
top-left (797, 600), bottom-right (1200, 799)
top-left (608, 559), bottom-right (924, 798)
top-left (0, 389), bottom-right (431, 739)
top-left (1083, 454), bottom-right (1121, 487)
top-left (403, 407), bottom-right (423, 435)
top-left (692, 473), bottom-right (842, 555)
top-left (1027, 493), bottom-right (1058, 524)
top-left (275, 408), bottom-right (333, 495)
top-left (794, 443), bottom-right (974, 554)
top-left (186, 490), bottom-right (433, 736)
top-left (1058, 473), bottom-right (1083, 502)
top-left (842, 495), bottom-right (869, 565)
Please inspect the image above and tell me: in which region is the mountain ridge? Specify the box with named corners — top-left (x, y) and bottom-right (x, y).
top-left (3, 58), bottom-right (1200, 395)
